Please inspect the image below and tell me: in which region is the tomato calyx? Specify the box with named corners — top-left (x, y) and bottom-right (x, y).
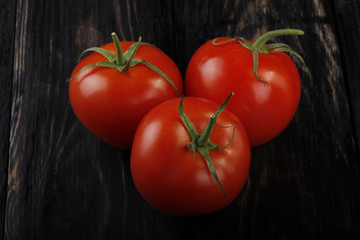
top-left (178, 92), bottom-right (236, 198)
top-left (213, 29), bottom-right (306, 86)
top-left (69, 33), bottom-right (180, 96)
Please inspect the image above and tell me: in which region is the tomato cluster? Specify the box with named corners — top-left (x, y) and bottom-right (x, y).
top-left (69, 30), bottom-right (304, 216)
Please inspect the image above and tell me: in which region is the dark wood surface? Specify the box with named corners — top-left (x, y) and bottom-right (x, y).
top-left (1, 0), bottom-right (360, 239)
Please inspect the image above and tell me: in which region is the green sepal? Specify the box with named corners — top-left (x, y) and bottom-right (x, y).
top-left (263, 43), bottom-right (292, 52)
top-left (212, 37), bottom-right (235, 46)
top-left (132, 59), bottom-right (180, 96)
top-left (178, 95), bottom-right (199, 140)
top-left (267, 46), bottom-right (306, 67)
top-left (197, 147), bottom-right (227, 198)
top-left (78, 47), bottom-right (116, 62)
top-left (122, 36), bottom-right (142, 72)
top-left (252, 49), bottom-right (269, 86)
top-left (68, 61), bottom-right (122, 81)
top-left (211, 124), bottom-right (236, 150)
top-left (123, 36), bottom-right (142, 60)
top-left (236, 37), bottom-right (253, 49)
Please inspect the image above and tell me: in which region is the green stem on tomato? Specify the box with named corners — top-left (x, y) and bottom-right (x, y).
top-left (248, 29), bottom-right (305, 86)
top-left (252, 29), bottom-right (304, 49)
top-left (212, 28), bottom-right (306, 86)
top-left (111, 32), bottom-right (126, 65)
top-left (197, 92), bottom-right (234, 146)
top-left (68, 33), bottom-right (180, 96)
top-left (178, 92), bottom-right (236, 198)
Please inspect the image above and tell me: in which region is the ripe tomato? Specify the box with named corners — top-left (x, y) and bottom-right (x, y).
top-left (69, 34), bottom-right (183, 149)
top-left (130, 95), bottom-right (250, 216)
top-left (185, 29), bottom-right (304, 146)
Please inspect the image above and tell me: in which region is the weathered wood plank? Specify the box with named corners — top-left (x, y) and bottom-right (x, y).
top-left (0, 0), bottom-right (16, 238)
top-left (3, 0), bottom-right (360, 239)
top-left (333, 0), bottom-right (360, 154)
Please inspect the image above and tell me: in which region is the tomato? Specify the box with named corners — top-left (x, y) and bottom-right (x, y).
top-left (185, 29), bottom-right (304, 146)
top-left (130, 95), bottom-right (250, 216)
top-left (69, 33), bottom-right (183, 149)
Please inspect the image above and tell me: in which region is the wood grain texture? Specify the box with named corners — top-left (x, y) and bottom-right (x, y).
top-left (1, 0), bottom-right (360, 239)
top-left (333, 0), bottom-right (360, 153)
top-left (0, 0), bottom-right (16, 238)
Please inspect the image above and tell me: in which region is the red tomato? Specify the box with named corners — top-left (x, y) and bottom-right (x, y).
top-left (185, 31), bottom-right (303, 146)
top-left (69, 36), bottom-right (183, 149)
top-left (130, 96), bottom-right (250, 216)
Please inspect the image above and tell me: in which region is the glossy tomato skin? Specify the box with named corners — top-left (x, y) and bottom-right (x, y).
top-left (69, 41), bottom-right (183, 149)
top-left (130, 97), bottom-right (250, 216)
top-left (185, 37), bottom-right (301, 146)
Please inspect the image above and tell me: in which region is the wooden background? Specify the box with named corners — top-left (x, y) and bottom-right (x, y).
top-left (1, 0), bottom-right (360, 239)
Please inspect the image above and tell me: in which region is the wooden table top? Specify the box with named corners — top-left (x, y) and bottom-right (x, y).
top-left (1, 0), bottom-right (359, 239)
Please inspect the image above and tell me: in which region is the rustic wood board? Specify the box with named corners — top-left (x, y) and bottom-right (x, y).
top-left (0, 0), bottom-right (16, 238)
top-left (1, 0), bottom-right (359, 239)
